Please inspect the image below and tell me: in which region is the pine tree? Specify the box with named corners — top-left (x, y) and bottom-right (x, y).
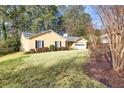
top-left (2, 20), bottom-right (7, 40)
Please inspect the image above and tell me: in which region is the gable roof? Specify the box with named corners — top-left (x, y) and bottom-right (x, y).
top-left (28, 31), bottom-right (51, 39)
top-left (64, 36), bottom-right (81, 42)
top-left (22, 31), bottom-right (52, 39)
top-left (22, 32), bottom-right (35, 38)
top-left (22, 30), bottom-right (86, 42)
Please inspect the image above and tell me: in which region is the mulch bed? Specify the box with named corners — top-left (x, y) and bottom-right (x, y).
top-left (85, 56), bottom-right (124, 88)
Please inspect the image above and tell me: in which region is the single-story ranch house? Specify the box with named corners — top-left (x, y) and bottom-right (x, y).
top-left (20, 30), bottom-right (87, 51)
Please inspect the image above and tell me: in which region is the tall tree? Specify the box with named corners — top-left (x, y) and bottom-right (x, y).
top-left (2, 20), bottom-right (7, 40)
top-left (95, 6), bottom-right (124, 75)
top-left (0, 6), bottom-right (10, 39)
top-left (62, 6), bottom-right (91, 36)
top-left (28, 5), bottom-right (59, 32)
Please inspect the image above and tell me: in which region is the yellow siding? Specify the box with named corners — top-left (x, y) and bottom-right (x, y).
top-left (71, 39), bottom-right (87, 49)
top-left (28, 31), bottom-right (66, 51)
top-left (20, 31), bottom-right (87, 51)
top-left (71, 43), bottom-right (75, 48)
top-left (20, 33), bottom-right (30, 51)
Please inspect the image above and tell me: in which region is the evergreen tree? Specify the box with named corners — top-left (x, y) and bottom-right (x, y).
top-left (2, 20), bottom-right (7, 40)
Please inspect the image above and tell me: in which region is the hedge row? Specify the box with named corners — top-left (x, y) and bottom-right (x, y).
top-left (25, 47), bottom-right (69, 54)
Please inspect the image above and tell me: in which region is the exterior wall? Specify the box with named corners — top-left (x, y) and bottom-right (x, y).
top-left (28, 31), bottom-right (66, 51)
top-left (70, 42), bottom-right (75, 48)
top-left (21, 31), bottom-right (88, 51)
top-left (67, 42), bottom-right (73, 48)
top-left (71, 39), bottom-right (87, 49)
top-left (100, 34), bottom-right (109, 44)
top-left (20, 34), bottom-right (30, 51)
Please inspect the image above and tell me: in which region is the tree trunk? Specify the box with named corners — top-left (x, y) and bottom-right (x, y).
top-left (95, 6), bottom-right (124, 75)
top-left (109, 33), bottom-right (124, 75)
top-left (45, 20), bottom-right (48, 31)
top-left (2, 20), bottom-right (7, 40)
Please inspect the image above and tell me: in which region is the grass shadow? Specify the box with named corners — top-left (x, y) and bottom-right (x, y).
top-left (0, 55), bottom-right (105, 88)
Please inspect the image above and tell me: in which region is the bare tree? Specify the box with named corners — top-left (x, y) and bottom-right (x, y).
top-left (86, 24), bottom-right (97, 52)
top-left (95, 6), bottom-right (124, 75)
top-left (86, 23), bottom-right (109, 63)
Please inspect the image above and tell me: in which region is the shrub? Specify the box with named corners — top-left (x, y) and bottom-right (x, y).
top-left (56, 47), bottom-right (69, 51)
top-left (42, 47), bottom-right (49, 52)
top-left (0, 51), bottom-right (6, 56)
top-left (55, 48), bottom-right (61, 51)
top-left (0, 42), bottom-right (4, 49)
top-left (24, 51), bottom-right (32, 54)
top-left (6, 47), bottom-right (16, 53)
top-left (30, 49), bottom-right (35, 53)
top-left (61, 47), bottom-right (69, 50)
top-left (36, 47), bottom-right (49, 53)
top-left (36, 48), bottom-right (42, 53)
top-left (3, 37), bottom-right (20, 51)
top-left (0, 47), bottom-right (16, 56)
top-left (25, 49), bottom-right (36, 54)
top-left (49, 45), bottom-right (55, 51)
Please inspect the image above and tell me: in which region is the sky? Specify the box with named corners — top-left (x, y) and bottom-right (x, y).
top-left (57, 5), bottom-right (103, 29)
top-left (84, 5), bottom-right (103, 29)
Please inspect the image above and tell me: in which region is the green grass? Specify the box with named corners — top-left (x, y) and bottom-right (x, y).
top-left (0, 50), bottom-right (105, 88)
top-left (0, 52), bottom-right (24, 63)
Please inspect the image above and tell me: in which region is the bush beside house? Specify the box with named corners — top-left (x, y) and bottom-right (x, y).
top-left (36, 47), bottom-right (49, 53)
top-left (49, 45), bottom-right (55, 51)
top-left (56, 47), bottom-right (69, 51)
top-left (25, 45), bottom-right (69, 54)
top-left (0, 38), bottom-right (20, 56)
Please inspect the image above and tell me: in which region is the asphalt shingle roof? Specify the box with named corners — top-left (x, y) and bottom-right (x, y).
top-left (22, 32), bottom-right (35, 38)
top-left (64, 36), bottom-right (80, 41)
top-left (22, 31), bottom-right (81, 42)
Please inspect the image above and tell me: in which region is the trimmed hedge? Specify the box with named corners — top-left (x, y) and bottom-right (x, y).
top-left (24, 47), bottom-right (69, 54)
top-left (30, 49), bottom-right (35, 53)
top-left (24, 49), bottom-right (36, 54)
top-left (56, 47), bottom-right (69, 51)
top-left (36, 47), bottom-right (49, 53)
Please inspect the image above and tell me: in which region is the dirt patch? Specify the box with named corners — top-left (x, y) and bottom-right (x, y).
top-left (85, 56), bottom-right (124, 88)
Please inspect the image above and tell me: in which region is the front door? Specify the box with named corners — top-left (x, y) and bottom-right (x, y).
top-left (66, 42), bottom-right (73, 48)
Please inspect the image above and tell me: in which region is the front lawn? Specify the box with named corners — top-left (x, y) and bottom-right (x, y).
top-left (0, 50), bottom-right (105, 88)
top-left (0, 52), bottom-right (24, 63)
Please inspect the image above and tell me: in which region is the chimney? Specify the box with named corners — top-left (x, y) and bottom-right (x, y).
top-left (63, 33), bottom-right (68, 37)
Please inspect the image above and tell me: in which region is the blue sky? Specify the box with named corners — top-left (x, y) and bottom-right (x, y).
top-left (84, 6), bottom-right (103, 29)
top-left (57, 5), bottom-right (103, 29)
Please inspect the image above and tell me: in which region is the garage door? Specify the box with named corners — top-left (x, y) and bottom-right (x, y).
top-left (75, 43), bottom-right (86, 49)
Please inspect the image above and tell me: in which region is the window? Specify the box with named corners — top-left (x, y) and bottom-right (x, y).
top-left (35, 40), bottom-right (44, 48)
top-left (55, 41), bottom-right (61, 48)
top-left (75, 44), bottom-right (85, 46)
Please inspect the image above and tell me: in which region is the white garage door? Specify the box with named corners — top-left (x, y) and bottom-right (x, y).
top-left (75, 43), bottom-right (86, 49)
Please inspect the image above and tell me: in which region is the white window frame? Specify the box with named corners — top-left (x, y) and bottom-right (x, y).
top-left (55, 41), bottom-right (61, 48)
top-left (75, 44), bottom-right (85, 46)
top-left (36, 40), bottom-right (44, 48)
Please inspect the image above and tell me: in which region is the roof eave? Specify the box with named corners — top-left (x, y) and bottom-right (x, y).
top-left (28, 31), bottom-right (51, 39)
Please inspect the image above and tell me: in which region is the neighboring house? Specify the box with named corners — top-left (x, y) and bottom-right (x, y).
top-left (20, 30), bottom-right (87, 51)
top-left (100, 34), bottom-right (110, 44)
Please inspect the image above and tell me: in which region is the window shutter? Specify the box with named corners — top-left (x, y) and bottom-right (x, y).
top-left (60, 41), bottom-right (61, 47)
top-left (42, 41), bottom-right (44, 48)
top-left (35, 40), bottom-right (37, 48)
top-left (55, 41), bottom-right (57, 48)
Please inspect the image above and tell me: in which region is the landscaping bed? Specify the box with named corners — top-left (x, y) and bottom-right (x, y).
top-left (85, 56), bottom-right (124, 88)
